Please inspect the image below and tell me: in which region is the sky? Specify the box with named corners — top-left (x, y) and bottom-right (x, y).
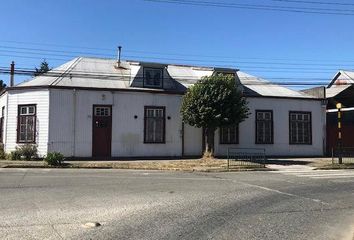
top-left (0, 0), bottom-right (354, 88)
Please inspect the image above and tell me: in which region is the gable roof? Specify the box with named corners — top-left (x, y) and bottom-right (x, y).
top-left (16, 57), bottom-right (313, 99)
top-left (326, 70), bottom-right (354, 98)
top-left (237, 71), bottom-right (310, 98)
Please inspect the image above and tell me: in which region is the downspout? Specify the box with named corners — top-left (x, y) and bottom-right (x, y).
top-left (72, 89), bottom-right (77, 157)
top-left (323, 87), bottom-right (327, 156)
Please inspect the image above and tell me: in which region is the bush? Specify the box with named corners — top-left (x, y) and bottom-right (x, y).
top-left (17, 144), bottom-right (38, 160)
top-left (44, 152), bottom-right (64, 166)
top-left (9, 150), bottom-right (22, 160)
top-left (0, 144), bottom-right (6, 159)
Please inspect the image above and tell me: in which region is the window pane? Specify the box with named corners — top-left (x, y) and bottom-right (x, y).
top-left (28, 106), bottom-right (35, 114)
top-left (18, 108), bottom-right (36, 143)
top-left (145, 107), bottom-right (165, 143)
top-left (290, 112), bottom-right (311, 144)
top-left (144, 68), bottom-right (163, 87)
top-left (220, 125), bottom-right (238, 144)
top-left (21, 107), bottom-right (27, 115)
top-left (256, 111), bottom-right (272, 144)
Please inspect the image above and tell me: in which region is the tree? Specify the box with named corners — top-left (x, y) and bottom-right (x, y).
top-left (180, 74), bottom-right (249, 156)
top-left (34, 60), bottom-right (51, 76)
top-left (0, 80), bottom-right (6, 91)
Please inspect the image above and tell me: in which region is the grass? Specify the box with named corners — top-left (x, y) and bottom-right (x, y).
top-left (315, 163), bottom-right (354, 170)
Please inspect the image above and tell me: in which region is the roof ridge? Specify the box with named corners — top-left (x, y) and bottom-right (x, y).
top-left (341, 70), bottom-right (354, 81)
top-left (76, 56), bottom-right (236, 71)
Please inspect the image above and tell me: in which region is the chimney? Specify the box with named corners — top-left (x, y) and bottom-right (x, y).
top-left (10, 61), bottom-right (15, 87)
top-left (117, 46), bottom-right (122, 67)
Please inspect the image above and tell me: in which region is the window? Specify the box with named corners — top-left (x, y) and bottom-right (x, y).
top-left (17, 105), bottom-right (36, 143)
top-left (94, 107), bottom-right (111, 117)
top-left (0, 107), bottom-right (4, 143)
top-left (289, 111), bottom-right (312, 145)
top-left (256, 110), bottom-right (273, 144)
top-left (144, 106), bottom-right (165, 143)
top-left (143, 67), bottom-right (163, 88)
top-left (220, 125), bottom-right (239, 144)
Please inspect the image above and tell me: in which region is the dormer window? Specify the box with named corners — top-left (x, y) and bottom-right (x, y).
top-left (143, 67), bottom-right (163, 88)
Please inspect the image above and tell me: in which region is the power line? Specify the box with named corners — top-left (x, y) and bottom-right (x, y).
top-left (6, 66), bottom-right (342, 80)
top-left (1, 45), bottom-right (354, 68)
top-left (0, 56), bottom-right (347, 75)
top-left (0, 50), bottom-right (352, 72)
top-left (1, 40), bottom-right (354, 64)
top-left (0, 68), bottom-right (346, 87)
top-left (145, 0), bottom-right (354, 16)
top-left (270, 0), bottom-right (354, 7)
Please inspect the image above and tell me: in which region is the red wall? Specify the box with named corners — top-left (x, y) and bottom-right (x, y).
top-left (327, 124), bottom-right (354, 154)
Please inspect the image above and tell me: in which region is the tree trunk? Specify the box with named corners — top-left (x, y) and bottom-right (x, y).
top-left (204, 127), bottom-right (215, 157)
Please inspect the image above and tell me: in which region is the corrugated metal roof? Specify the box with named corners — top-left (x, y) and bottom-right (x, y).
top-left (326, 85), bottom-right (351, 98)
top-left (326, 70), bottom-right (354, 98)
top-left (327, 70), bottom-right (354, 88)
top-left (237, 71), bottom-right (311, 98)
top-left (17, 57), bottom-right (312, 98)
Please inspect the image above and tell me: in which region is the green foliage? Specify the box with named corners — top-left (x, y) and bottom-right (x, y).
top-left (0, 80), bottom-right (6, 91)
top-left (0, 144), bottom-right (6, 159)
top-left (181, 74), bottom-right (249, 129)
top-left (44, 152), bottom-right (64, 166)
top-left (34, 60), bottom-right (51, 76)
top-left (15, 144), bottom-right (38, 160)
top-left (9, 150), bottom-right (22, 160)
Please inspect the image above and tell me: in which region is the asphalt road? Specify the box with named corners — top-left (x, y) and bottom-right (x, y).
top-left (0, 167), bottom-right (353, 240)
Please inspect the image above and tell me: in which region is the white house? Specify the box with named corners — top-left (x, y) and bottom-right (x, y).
top-left (0, 57), bottom-right (326, 158)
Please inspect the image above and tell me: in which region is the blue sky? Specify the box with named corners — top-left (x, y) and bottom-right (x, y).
top-left (0, 0), bottom-right (354, 87)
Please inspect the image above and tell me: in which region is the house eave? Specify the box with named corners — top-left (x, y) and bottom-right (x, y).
top-left (3, 85), bottom-right (323, 101)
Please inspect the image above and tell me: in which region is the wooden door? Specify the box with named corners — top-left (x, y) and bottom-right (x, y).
top-left (92, 105), bottom-right (112, 158)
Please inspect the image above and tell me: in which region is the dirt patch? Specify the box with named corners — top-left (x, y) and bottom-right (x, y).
top-left (1, 158), bottom-right (266, 172)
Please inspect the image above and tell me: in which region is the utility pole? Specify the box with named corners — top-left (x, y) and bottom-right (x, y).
top-left (336, 102), bottom-right (342, 164)
top-left (10, 61), bottom-right (15, 87)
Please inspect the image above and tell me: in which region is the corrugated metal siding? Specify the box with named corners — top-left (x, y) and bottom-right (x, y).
top-left (49, 89), bottom-right (183, 157)
top-left (0, 93), bottom-right (8, 149)
top-left (215, 97), bottom-right (326, 156)
top-left (183, 124), bottom-right (203, 156)
top-left (48, 89), bottom-right (75, 156)
top-left (6, 89), bottom-right (49, 156)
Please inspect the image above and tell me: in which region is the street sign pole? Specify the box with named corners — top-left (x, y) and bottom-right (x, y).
top-left (336, 103), bottom-right (343, 164)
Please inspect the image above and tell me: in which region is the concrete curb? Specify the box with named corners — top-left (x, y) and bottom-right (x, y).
top-left (1, 163), bottom-right (269, 172)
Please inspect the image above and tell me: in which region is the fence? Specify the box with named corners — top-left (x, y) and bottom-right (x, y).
top-left (227, 148), bottom-right (266, 169)
top-left (331, 147), bottom-right (354, 164)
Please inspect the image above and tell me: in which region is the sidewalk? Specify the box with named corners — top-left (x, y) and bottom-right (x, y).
top-left (1, 157), bottom-right (352, 171)
top-left (0, 158), bottom-right (265, 172)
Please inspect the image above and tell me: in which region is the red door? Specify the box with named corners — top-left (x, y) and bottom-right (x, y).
top-left (92, 105), bottom-right (112, 158)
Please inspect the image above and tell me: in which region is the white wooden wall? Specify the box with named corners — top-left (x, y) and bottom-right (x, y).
top-left (2, 88), bottom-right (325, 158)
top-left (5, 89), bottom-right (49, 157)
top-left (215, 97), bottom-right (326, 156)
top-left (0, 93), bottom-right (8, 150)
top-left (49, 89), bottom-right (183, 157)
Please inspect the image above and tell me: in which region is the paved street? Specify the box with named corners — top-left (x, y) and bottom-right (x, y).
top-left (0, 168), bottom-right (353, 240)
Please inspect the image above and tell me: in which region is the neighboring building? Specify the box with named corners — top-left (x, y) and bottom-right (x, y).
top-left (0, 57), bottom-right (326, 158)
top-left (325, 70), bottom-right (354, 154)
